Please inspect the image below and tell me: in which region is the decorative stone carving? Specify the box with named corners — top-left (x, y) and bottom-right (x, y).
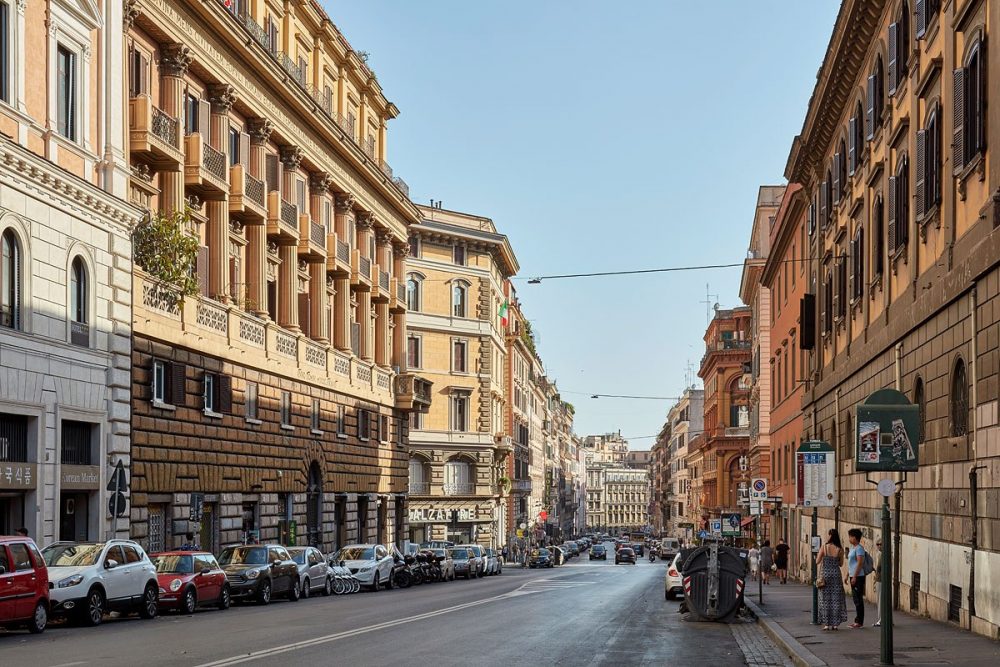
top-left (376, 229), bottom-right (394, 247)
top-left (82, 44), bottom-right (92, 62)
top-left (247, 118), bottom-right (274, 145)
top-left (160, 43), bottom-right (192, 78)
top-left (392, 240), bottom-right (410, 258)
top-left (279, 145), bottom-right (303, 171)
top-left (298, 259), bottom-right (307, 272)
top-left (327, 276), bottom-right (335, 288)
top-left (123, 0), bottom-right (140, 28)
top-left (207, 84), bottom-right (238, 113)
top-left (267, 241), bottom-right (279, 255)
top-left (334, 193), bottom-right (355, 214)
top-left (186, 195), bottom-right (202, 211)
top-left (229, 220), bottom-right (245, 235)
top-left (131, 163), bottom-right (152, 182)
top-left (309, 171), bottom-right (333, 193)
top-left (355, 211), bottom-right (375, 231)
top-left (16, 0), bottom-right (27, 16)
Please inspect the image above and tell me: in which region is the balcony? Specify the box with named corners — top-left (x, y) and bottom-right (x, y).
top-left (513, 479), bottom-right (532, 494)
top-left (408, 481), bottom-right (430, 495)
top-left (391, 278), bottom-right (407, 313)
top-left (228, 165), bottom-right (267, 223)
top-left (351, 250), bottom-right (373, 289)
top-left (266, 192), bottom-right (298, 242)
top-left (298, 215), bottom-right (326, 259)
top-left (443, 483), bottom-right (476, 496)
top-left (128, 96), bottom-right (183, 169)
top-left (372, 267), bottom-right (391, 302)
top-left (395, 373), bottom-right (432, 413)
top-left (326, 234), bottom-right (351, 276)
top-left (184, 133), bottom-right (228, 199)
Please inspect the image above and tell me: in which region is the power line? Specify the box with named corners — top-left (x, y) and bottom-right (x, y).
top-left (519, 255), bottom-right (832, 284)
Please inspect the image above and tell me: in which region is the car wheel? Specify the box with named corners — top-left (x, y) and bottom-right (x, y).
top-left (181, 587), bottom-right (197, 615)
top-left (139, 583), bottom-right (159, 619)
top-left (27, 600), bottom-right (47, 634)
top-left (257, 579), bottom-right (272, 605)
top-left (288, 577), bottom-right (301, 601)
top-left (301, 577), bottom-right (310, 599)
top-left (666, 590), bottom-right (674, 601)
top-left (371, 572), bottom-right (380, 592)
top-left (81, 587), bottom-right (104, 627)
top-left (323, 576), bottom-right (333, 596)
top-left (219, 585), bottom-right (231, 610)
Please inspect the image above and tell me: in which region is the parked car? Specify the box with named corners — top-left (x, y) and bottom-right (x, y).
top-left (631, 542), bottom-right (645, 557)
top-left (332, 544), bottom-right (394, 591)
top-left (553, 546), bottom-right (567, 566)
top-left (483, 548), bottom-right (503, 575)
top-left (589, 544), bottom-right (608, 561)
top-left (151, 551), bottom-right (230, 614)
top-left (428, 548), bottom-right (456, 581)
top-left (218, 544), bottom-right (299, 605)
top-left (660, 538), bottom-right (681, 561)
top-left (564, 541), bottom-right (580, 557)
top-left (664, 553), bottom-right (684, 600)
top-left (456, 544), bottom-right (486, 577)
top-left (0, 535), bottom-right (49, 633)
top-left (420, 541), bottom-right (454, 549)
top-left (287, 546), bottom-right (332, 597)
top-left (529, 548), bottom-right (554, 568)
top-left (615, 547), bottom-right (637, 565)
top-left (42, 540), bottom-right (159, 626)
top-left (449, 547), bottom-right (477, 579)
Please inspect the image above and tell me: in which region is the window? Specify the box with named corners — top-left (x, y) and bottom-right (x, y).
top-left (0, 1), bottom-right (9, 103)
top-left (850, 226), bottom-right (864, 301)
top-left (916, 105), bottom-right (941, 220)
top-left (408, 411), bottom-right (423, 430)
top-left (950, 359), bottom-right (968, 437)
top-left (266, 15), bottom-right (278, 54)
top-left (246, 382), bottom-right (258, 420)
top-left (1, 228), bottom-right (21, 330)
top-left (56, 45), bottom-right (77, 141)
top-left (185, 94), bottom-right (200, 135)
top-left (849, 102), bottom-right (864, 174)
top-left (311, 398), bottom-right (321, 432)
top-left (70, 256), bottom-right (87, 324)
top-left (836, 253), bottom-right (847, 318)
top-left (834, 140), bottom-right (846, 203)
top-left (296, 179), bottom-right (306, 213)
top-left (406, 335), bottom-right (421, 369)
top-left (379, 415), bottom-right (389, 443)
top-left (822, 269), bottom-right (833, 334)
top-left (280, 391), bottom-right (292, 428)
top-left (954, 42), bottom-right (986, 172)
top-left (866, 56), bottom-right (884, 141)
top-left (229, 128), bottom-right (240, 167)
top-left (916, 0), bottom-right (941, 39)
top-left (451, 392), bottom-right (470, 432)
top-left (337, 405), bottom-right (346, 436)
top-left (203, 372), bottom-right (217, 412)
top-left (358, 408), bottom-right (370, 440)
top-left (406, 275), bottom-right (421, 311)
top-left (453, 245), bottom-right (466, 266)
top-left (408, 236), bottom-right (420, 258)
top-left (888, 156), bottom-right (910, 254)
top-left (452, 339), bottom-right (468, 373)
top-left (444, 459), bottom-right (472, 495)
top-left (452, 283), bottom-right (467, 318)
top-left (872, 196), bottom-right (884, 278)
top-left (823, 171), bottom-right (833, 228)
top-left (913, 376), bottom-right (925, 443)
top-left (889, 3), bottom-right (910, 95)
top-left (61, 420), bottom-right (94, 466)
top-left (152, 360), bottom-right (167, 403)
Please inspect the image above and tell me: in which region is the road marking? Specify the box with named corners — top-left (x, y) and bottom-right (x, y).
top-left (195, 586), bottom-right (545, 666)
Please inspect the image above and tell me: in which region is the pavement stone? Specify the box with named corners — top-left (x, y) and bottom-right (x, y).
top-left (732, 621), bottom-right (795, 667)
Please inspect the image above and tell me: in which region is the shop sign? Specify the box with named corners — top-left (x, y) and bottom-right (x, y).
top-left (408, 507), bottom-right (476, 523)
top-left (61, 465), bottom-right (100, 490)
top-left (0, 463), bottom-right (36, 490)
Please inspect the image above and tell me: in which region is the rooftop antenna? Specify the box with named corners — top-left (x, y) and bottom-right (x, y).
top-left (700, 283), bottom-right (719, 325)
top-left (684, 359), bottom-right (696, 388)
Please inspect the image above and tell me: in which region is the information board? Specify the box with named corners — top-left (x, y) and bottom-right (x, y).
top-left (855, 389), bottom-right (920, 472)
top-left (795, 440), bottom-right (836, 507)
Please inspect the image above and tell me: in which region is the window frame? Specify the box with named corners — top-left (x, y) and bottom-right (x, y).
top-left (311, 397), bottom-right (321, 433)
top-left (0, 0), bottom-right (10, 104)
top-left (406, 334), bottom-right (421, 369)
top-left (1, 226), bottom-right (22, 330)
top-left (452, 282), bottom-right (468, 318)
top-left (450, 392), bottom-right (470, 432)
top-left (70, 255), bottom-right (88, 325)
top-left (245, 381), bottom-right (259, 422)
top-left (337, 404), bottom-right (347, 437)
top-left (950, 358), bottom-right (968, 437)
top-left (56, 43), bottom-right (78, 142)
top-left (152, 359), bottom-right (167, 404)
top-left (452, 338), bottom-right (469, 374)
top-left (453, 244), bottom-right (467, 266)
top-left (280, 390), bottom-right (292, 429)
top-left (358, 408), bottom-right (370, 441)
top-left (405, 274), bottom-right (422, 312)
top-left (203, 372), bottom-right (217, 414)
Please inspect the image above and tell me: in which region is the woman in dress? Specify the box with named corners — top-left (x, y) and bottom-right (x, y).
top-left (760, 540), bottom-right (773, 585)
top-left (816, 528), bottom-right (848, 631)
top-left (748, 544), bottom-right (760, 581)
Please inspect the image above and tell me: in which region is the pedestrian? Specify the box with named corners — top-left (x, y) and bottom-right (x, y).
top-left (775, 537), bottom-right (790, 584)
top-left (748, 543), bottom-right (760, 581)
top-left (872, 538), bottom-right (883, 627)
top-left (501, 545), bottom-right (508, 564)
top-left (15, 527), bottom-right (28, 537)
top-left (760, 540), bottom-right (774, 585)
top-left (845, 528), bottom-right (868, 629)
top-left (180, 532), bottom-right (198, 551)
top-left (816, 528), bottom-right (847, 630)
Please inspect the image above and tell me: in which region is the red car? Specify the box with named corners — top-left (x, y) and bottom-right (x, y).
top-left (0, 535), bottom-right (49, 633)
top-left (150, 551), bottom-right (230, 614)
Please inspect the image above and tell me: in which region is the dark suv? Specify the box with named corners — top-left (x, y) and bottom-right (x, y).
top-left (218, 545), bottom-right (299, 605)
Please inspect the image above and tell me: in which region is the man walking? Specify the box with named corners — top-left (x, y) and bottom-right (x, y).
top-left (845, 528), bottom-right (868, 629)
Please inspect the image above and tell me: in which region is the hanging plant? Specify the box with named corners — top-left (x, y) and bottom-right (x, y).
top-left (133, 207), bottom-right (200, 303)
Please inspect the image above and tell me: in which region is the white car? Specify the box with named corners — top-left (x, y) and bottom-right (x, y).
top-left (664, 552), bottom-right (684, 600)
top-left (331, 544), bottom-right (394, 591)
top-left (42, 540), bottom-right (159, 626)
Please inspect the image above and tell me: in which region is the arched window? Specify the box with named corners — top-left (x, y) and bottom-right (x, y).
top-left (1, 229), bottom-right (22, 330)
top-left (950, 359), bottom-right (968, 437)
top-left (866, 55), bottom-right (884, 140)
top-left (406, 274), bottom-right (421, 311)
top-left (452, 282), bottom-right (468, 318)
top-left (918, 104), bottom-right (942, 218)
top-left (444, 459), bottom-right (473, 496)
top-left (913, 376), bottom-right (925, 443)
top-left (872, 196), bottom-right (884, 278)
top-left (956, 40), bottom-right (986, 171)
top-left (849, 102), bottom-right (864, 174)
top-left (408, 457), bottom-right (430, 494)
top-left (851, 226), bottom-right (864, 301)
top-left (728, 376), bottom-right (749, 429)
top-left (71, 256), bottom-right (88, 324)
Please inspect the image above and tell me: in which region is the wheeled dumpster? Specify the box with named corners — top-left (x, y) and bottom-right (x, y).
top-left (678, 540), bottom-right (747, 622)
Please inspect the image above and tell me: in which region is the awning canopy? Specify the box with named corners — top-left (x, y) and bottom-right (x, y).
top-left (740, 516), bottom-right (756, 528)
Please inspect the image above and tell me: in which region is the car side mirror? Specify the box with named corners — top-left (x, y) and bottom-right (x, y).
top-left (199, 567), bottom-right (212, 576)
top-left (105, 559), bottom-right (119, 570)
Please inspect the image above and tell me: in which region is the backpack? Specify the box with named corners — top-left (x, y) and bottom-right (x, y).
top-left (862, 549), bottom-right (875, 575)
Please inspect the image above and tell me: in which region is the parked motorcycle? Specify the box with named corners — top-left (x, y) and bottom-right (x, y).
top-left (390, 554), bottom-right (413, 589)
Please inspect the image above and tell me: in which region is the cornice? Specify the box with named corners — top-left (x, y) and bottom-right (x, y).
top-left (761, 185), bottom-right (806, 286)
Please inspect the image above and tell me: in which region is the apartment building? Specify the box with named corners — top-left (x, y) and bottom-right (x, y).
top-left (604, 468), bottom-right (649, 534)
top-left (125, 0), bottom-right (429, 554)
top-left (665, 388), bottom-right (704, 542)
top-left (0, 0), bottom-right (137, 542)
top-left (404, 204), bottom-right (517, 547)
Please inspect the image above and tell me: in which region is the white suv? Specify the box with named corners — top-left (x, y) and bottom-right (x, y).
top-left (42, 540), bottom-right (159, 626)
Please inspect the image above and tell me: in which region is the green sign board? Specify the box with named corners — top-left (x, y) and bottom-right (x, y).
top-left (721, 512), bottom-right (742, 536)
top-left (855, 389), bottom-right (920, 472)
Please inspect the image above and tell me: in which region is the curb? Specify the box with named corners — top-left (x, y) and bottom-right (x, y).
top-left (744, 597), bottom-right (827, 667)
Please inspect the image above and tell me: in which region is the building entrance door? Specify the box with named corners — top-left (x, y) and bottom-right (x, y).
top-left (200, 503), bottom-right (218, 553)
top-left (59, 492), bottom-right (91, 541)
top-left (0, 494), bottom-right (25, 535)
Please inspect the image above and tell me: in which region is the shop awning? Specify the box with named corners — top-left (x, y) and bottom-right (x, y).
top-left (740, 516), bottom-right (756, 528)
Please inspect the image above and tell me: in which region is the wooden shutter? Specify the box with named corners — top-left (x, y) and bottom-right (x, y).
top-left (819, 180), bottom-right (828, 229)
top-left (953, 68), bottom-right (966, 173)
top-left (199, 97), bottom-right (211, 139)
top-left (170, 362), bottom-right (187, 406)
top-left (229, 257), bottom-right (238, 298)
top-left (265, 153), bottom-right (279, 193)
top-left (848, 118), bottom-right (857, 175)
top-left (887, 175), bottom-right (897, 253)
top-left (218, 375), bottom-right (233, 414)
top-left (866, 75), bottom-right (876, 140)
top-left (808, 201), bottom-right (816, 236)
top-left (298, 293), bottom-right (311, 338)
top-left (240, 131), bottom-right (250, 168)
top-left (888, 23), bottom-right (899, 95)
top-left (915, 129), bottom-right (926, 219)
top-left (197, 245), bottom-right (210, 295)
top-left (915, 0), bottom-right (926, 38)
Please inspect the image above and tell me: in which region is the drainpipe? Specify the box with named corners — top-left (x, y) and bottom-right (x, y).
top-left (893, 342), bottom-right (903, 610)
top-left (834, 388), bottom-right (841, 535)
top-left (970, 287), bottom-right (979, 461)
top-left (967, 286), bottom-right (981, 630)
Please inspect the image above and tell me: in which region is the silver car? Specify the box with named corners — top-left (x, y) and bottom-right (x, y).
top-left (483, 548), bottom-right (503, 575)
top-left (428, 548), bottom-right (456, 581)
top-left (457, 544), bottom-right (485, 577)
top-left (287, 546), bottom-right (332, 598)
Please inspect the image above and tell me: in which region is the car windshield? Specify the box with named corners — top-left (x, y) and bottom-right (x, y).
top-left (42, 543), bottom-right (105, 567)
top-left (218, 547), bottom-right (268, 565)
top-left (534, 549), bottom-right (550, 557)
top-left (335, 547), bottom-right (374, 561)
top-left (152, 554), bottom-right (194, 573)
top-left (289, 550), bottom-right (307, 565)
top-left (593, 545), bottom-right (605, 552)
top-left (449, 549), bottom-right (468, 560)
top-left (621, 548), bottom-right (634, 555)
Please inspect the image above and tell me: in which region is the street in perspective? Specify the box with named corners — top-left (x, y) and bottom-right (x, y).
top-left (3, 1), bottom-right (1000, 666)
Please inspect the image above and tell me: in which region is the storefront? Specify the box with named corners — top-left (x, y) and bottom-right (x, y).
top-left (0, 463), bottom-right (36, 535)
top-left (407, 503), bottom-right (493, 546)
top-left (58, 464), bottom-right (101, 541)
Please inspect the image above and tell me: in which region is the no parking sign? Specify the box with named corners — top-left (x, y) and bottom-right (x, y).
top-left (750, 478), bottom-right (768, 501)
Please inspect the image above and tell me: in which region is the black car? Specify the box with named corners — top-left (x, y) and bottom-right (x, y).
top-left (218, 545), bottom-right (300, 604)
top-left (631, 543), bottom-right (645, 557)
top-left (589, 544), bottom-right (607, 560)
top-left (615, 547), bottom-right (636, 565)
top-left (528, 548), bottom-right (554, 568)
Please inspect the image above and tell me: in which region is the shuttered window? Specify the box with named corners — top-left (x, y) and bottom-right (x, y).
top-left (56, 45), bottom-right (77, 141)
top-left (872, 196), bottom-right (884, 277)
top-left (955, 43), bottom-right (986, 173)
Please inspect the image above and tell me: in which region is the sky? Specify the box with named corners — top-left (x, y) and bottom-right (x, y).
top-left (323, 1), bottom-right (840, 449)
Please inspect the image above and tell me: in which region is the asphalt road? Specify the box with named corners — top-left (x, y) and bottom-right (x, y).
top-left (1, 544), bottom-right (790, 666)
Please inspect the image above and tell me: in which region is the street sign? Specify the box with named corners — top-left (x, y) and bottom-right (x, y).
top-left (721, 512), bottom-right (742, 536)
top-left (750, 478), bottom-right (768, 500)
top-left (698, 530), bottom-right (708, 539)
top-left (189, 493), bottom-right (205, 522)
top-left (710, 519), bottom-right (722, 536)
top-left (750, 500), bottom-right (763, 516)
top-left (856, 389), bottom-right (920, 472)
top-left (796, 440), bottom-right (836, 507)
top-left (877, 478), bottom-right (896, 497)
top-left (107, 493), bottom-right (127, 518)
top-left (107, 460), bottom-right (128, 493)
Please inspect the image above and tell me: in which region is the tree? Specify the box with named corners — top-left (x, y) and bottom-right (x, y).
top-left (133, 207), bottom-right (200, 303)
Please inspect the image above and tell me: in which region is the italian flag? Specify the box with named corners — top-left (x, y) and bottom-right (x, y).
top-left (499, 300), bottom-right (509, 328)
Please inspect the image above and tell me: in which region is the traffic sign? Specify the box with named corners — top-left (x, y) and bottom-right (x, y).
top-left (710, 519), bottom-right (722, 535)
top-left (108, 492), bottom-right (127, 518)
top-left (698, 530), bottom-right (707, 539)
top-left (750, 478), bottom-right (768, 500)
top-left (750, 500), bottom-right (763, 516)
top-left (107, 460), bottom-right (128, 493)
top-left (721, 512), bottom-right (742, 536)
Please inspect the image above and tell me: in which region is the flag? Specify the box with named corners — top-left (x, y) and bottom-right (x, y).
top-left (498, 300), bottom-right (509, 328)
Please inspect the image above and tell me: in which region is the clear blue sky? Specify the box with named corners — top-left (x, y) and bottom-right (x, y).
top-left (324, 1), bottom-right (839, 448)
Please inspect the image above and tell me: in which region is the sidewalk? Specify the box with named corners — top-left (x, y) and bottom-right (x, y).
top-left (743, 579), bottom-right (1000, 666)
